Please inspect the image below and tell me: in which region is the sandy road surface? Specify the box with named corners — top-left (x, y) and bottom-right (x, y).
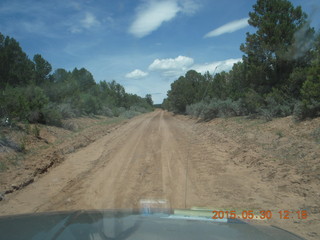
top-left (0, 109), bottom-right (318, 239)
top-left (0, 109), bottom-right (260, 213)
top-left (0, 110), bottom-right (191, 213)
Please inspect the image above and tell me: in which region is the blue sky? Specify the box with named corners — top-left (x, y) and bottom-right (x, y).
top-left (1, 0), bottom-right (319, 103)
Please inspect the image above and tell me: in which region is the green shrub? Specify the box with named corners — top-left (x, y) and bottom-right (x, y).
top-left (120, 110), bottom-right (139, 119)
top-left (112, 107), bottom-right (126, 117)
top-left (259, 89), bottom-right (294, 120)
top-left (259, 108), bottom-right (273, 121)
top-left (27, 110), bottom-right (43, 123)
top-left (186, 99), bottom-right (245, 120)
top-left (186, 101), bottom-right (207, 118)
top-left (301, 73), bottom-right (320, 104)
top-left (21, 86), bottom-right (49, 123)
top-left (78, 93), bottom-right (101, 115)
top-left (41, 104), bottom-right (62, 126)
top-left (0, 86), bottom-right (29, 121)
top-left (19, 137), bottom-right (26, 153)
top-left (129, 105), bottom-right (150, 113)
top-left (293, 101), bottom-right (308, 121)
top-left (25, 86), bottom-right (49, 111)
top-left (293, 100), bottom-right (320, 121)
top-left (32, 125), bottom-right (40, 138)
top-left (200, 102), bottom-right (219, 120)
top-left (305, 99), bottom-right (320, 118)
top-left (297, 64), bottom-right (320, 119)
top-left (242, 89), bottom-right (264, 114)
top-left (62, 121), bottom-right (79, 131)
top-left (259, 103), bottom-right (293, 121)
top-left (216, 99), bottom-right (244, 117)
top-left (98, 106), bottom-right (114, 117)
top-left (57, 103), bottom-right (76, 118)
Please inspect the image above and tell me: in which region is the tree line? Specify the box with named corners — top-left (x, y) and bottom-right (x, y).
top-left (163, 0), bottom-right (320, 121)
top-left (0, 33), bottom-right (153, 127)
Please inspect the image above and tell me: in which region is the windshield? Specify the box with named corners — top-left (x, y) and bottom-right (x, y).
top-left (0, 0), bottom-right (319, 239)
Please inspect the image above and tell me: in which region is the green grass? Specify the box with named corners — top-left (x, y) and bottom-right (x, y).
top-left (32, 125), bottom-right (40, 138)
top-left (6, 153), bottom-right (25, 166)
top-left (275, 130), bottom-right (284, 138)
top-left (0, 161), bottom-right (7, 172)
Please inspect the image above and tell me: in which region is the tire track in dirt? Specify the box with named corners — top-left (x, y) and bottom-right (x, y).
top-left (0, 110), bottom-right (193, 214)
top-left (77, 110), bottom-right (191, 210)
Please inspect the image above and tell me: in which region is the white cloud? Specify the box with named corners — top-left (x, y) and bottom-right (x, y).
top-left (69, 12), bottom-right (100, 33)
top-left (204, 18), bottom-right (249, 38)
top-left (192, 58), bottom-right (242, 74)
top-left (148, 55), bottom-right (194, 77)
top-left (125, 69), bottom-right (149, 79)
top-left (179, 0), bottom-right (201, 15)
top-left (129, 1), bottom-right (180, 38)
top-left (147, 56), bottom-right (241, 77)
top-left (81, 12), bottom-right (100, 29)
top-left (149, 55), bottom-right (194, 71)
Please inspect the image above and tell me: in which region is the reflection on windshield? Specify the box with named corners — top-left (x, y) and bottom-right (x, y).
top-left (0, 0), bottom-right (319, 239)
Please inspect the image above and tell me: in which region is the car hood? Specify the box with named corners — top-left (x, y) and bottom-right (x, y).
top-left (0, 209), bottom-right (304, 240)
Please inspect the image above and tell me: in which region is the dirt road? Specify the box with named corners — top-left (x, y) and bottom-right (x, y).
top-left (0, 110), bottom-right (190, 213)
top-left (0, 109), bottom-right (319, 239)
top-left (0, 109), bottom-right (261, 212)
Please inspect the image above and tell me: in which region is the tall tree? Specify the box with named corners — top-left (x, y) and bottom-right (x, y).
top-left (52, 68), bottom-right (71, 83)
top-left (209, 71), bottom-right (228, 100)
top-left (300, 33), bottom-right (320, 114)
top-left (71, 68), bottom-right (96, 92)
top-left (33, 54), bottom-right (52, 85)
top-left (227, 62), bottom-right (248, 100)
top-left (240, 0), bottom-right (313, 94)
top-left (107, 80), bottom-right (126, 107)
top-left (145, 94), bottom-right (153, 106)
top-left (166, 70), bottom-right (206, 113)
top-left (0, 33), bottom-right (34, 88)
